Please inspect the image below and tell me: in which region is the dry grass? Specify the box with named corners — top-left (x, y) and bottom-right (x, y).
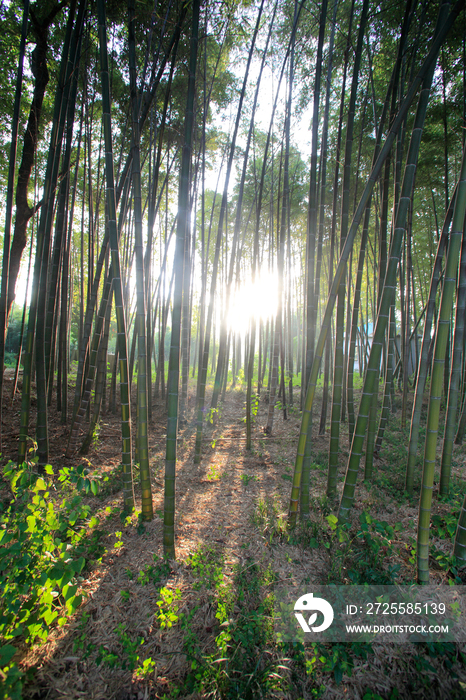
top-left (2, 373), bottom-right (466, 699)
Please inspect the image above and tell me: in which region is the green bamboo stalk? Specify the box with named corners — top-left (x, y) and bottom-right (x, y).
top-left (69, 178), bottom-right (130, 434)
top-left (18, 1), bottom-right (78, 465)
top-left (97, 0), bottom-right (133, 511)
top-left (439, 231), bottom-right (466, 494)
top-left (70, 11), bottom-right (183, 429)
top-left (11, 231), bottom-right (33, 404)
top-left (60, 109), bottom-right (82, 423)
top-left (455, 388), bottom-right (466, 443)
top-left (199, 0), bottom-right (265, 428)
top-left (338, 1), bottom-right (450, 524)
top-left (453, 494), bottom-right (466, 562)
top-left (0, 0), bottom-right (29, 451)
top-left (364, 381), bottom-right (379, 481)
top-left (80, 288), bottom-right (112, 454)
top-left (405, 193), bottom-right (454, 491)
top-left (300, 0), bottom-right (328, 516)
top-left (66, 257), bottom-right (113, 456)
top-left (347, 24), bottom-right (406, 441)
top-left (374, 303), bottom-right (396, 455)
top-left (145, 44), bottom-right (180, 422)
top-left (401, 202), bottom-right (414, 427)
top-left (36, 0), bottom-right (85, 462)
top-left (179, 213), bottom-right (192, 427)
top-left (417, 142), bottom-right (466, 583)
top-left (328, 0), bottom-right (368, 497)
top-left (305, 0), bottom-right (328, 380)
top-left (266, 148), bottom-right (284, 434)
top-left (289, 0), bottom-right (461, 525)
top-left (245, 2), bottom-right (278, 449)
top-left (44, 14), bottom-right (83, 395)
top-left (129, 0), bottom-right (153, 521)
top-left (164, 0), bottom-right (200, 558)
top-left (314, 0), bottom-right (338, 404)
top-left (316, 0), bottom-right (351, 423)
top-left (347, 207), bottom-right (371, 441)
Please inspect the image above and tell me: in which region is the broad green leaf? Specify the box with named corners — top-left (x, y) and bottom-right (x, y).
top-left (0, 644), bottom-right (16, 666)
top-left (62, 584), bottom-right (78, 602)
top-left (33, 478), bottom-right (47, 493)
top-left (71, 557), bottom-right (85, 574)
top-left (57, 570), bottom-right (73, 589)
top-left (66, 594), bottom-right (83, 613)
top-left (0, 530), bottom-right (13, 545)
top-left (43, 609), bottom-right (58, 626)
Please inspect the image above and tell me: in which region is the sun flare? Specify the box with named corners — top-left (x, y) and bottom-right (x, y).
top-left (227, 270), bottom-right (278, 335)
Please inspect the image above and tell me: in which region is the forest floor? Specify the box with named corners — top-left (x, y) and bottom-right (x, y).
top-left (2, 369), bottom-right (466, 700)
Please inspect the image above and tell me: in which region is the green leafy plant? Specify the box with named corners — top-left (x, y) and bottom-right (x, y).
top-left (242, 394), bottom-right (259, 423)
top-left (135, 656), bottom-right (156, 679)
top-left (137, 567), bottom-right (151, 586)
top-left (241, 473), bottom-right (258, 486)
top-left (72, 612), bottom-right (95, 659)
top-left (96, 646), bottom-right (119, 668)
top-left (431, 512), bottom-right (459, 540)
top-left (58, 463), bottom-right (100, 496)
top-left (96, 624), bottom-right (145, 671)
top-left (315, 641), bottom-right (373, 685)
top-left (156, 587), bottom-right (182, 629)
top-left (182, 560), bottom-right (287, 699)
top-left (0, 462), bottom-right (92, 693)
top-left (187, 545), bottom-right (224, 591)
top-left (136, 555), bottom-right (171, 590)
top-left (206, 463), bottom-right (222, 480)
top-left (430, 547), bottom-right (462, 582)
top-left (116, 623), bottom-right (144, 669)
top-left (326, 511), bottom-right (402, 584)
top-left (252, 496), bottom-right (288, 542)
top-left (207, 407), bottom-right (220, 425)
top-left (150, 554), bottom-right (172, 587)
top-left (92, 421), bottom-right (100, 449)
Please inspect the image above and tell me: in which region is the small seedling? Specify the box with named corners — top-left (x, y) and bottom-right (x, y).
top-left (240, 473), bottom-right (258, 486)
top-left (136, 657), bottom-right (156, 679)
top-left (137, 567), bottom-right (151, 586)
top-left (207, 463), bottom-right (222, 481)
top-left (156, 587), bottom-right (182, 629)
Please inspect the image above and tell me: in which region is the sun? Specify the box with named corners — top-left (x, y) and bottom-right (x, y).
top-left (227, 269), bottom-right (278, 335)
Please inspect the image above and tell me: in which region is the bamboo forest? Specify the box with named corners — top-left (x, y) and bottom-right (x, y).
top-left (3, 0), bottom-right (466, 696)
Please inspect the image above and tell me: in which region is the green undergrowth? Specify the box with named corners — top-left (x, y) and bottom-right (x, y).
top-left (251, 494), bottom-right (403, 585)
top-left (180, 546), bottom-right (297, 699)
top-left (161, 538), bottom-right (466, 699)
top-left (0, 459), bottom-right (106, 699)
top-left (3, 408), bottom-right (466, 700)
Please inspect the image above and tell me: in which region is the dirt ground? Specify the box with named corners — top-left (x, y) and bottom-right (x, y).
top-left (2, 368), bottom-right (466, 700)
